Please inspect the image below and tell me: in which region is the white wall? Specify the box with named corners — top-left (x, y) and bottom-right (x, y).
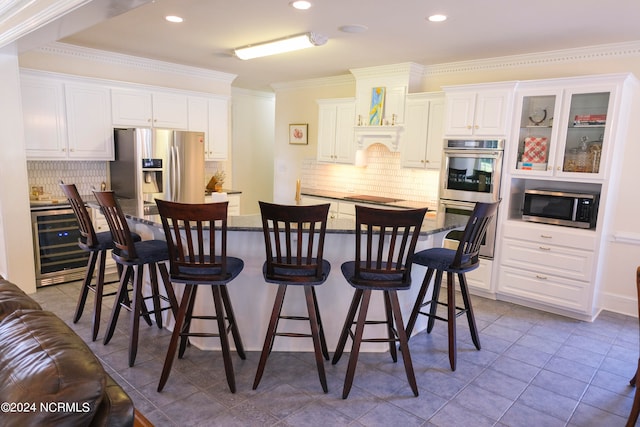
top-left (0, 44), bottom-right (36, 292)
top-left (231, 88), bottom-right (275, 214)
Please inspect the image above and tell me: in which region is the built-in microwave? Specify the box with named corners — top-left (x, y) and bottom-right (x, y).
top-left (522, 189), bottom-right (599, 229)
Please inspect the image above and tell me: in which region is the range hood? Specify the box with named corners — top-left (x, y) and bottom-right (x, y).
top-left (354, 125), bottom-right (403, 152)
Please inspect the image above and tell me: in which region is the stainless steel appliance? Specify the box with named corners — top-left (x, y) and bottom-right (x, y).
top-left (31, 206), bottom-right (89, 287)
top-left (438, 139), bottom-right (505, 259)
top-left (440, 139), bottom-right (504, 204)
top-left (439, 199), bottom-right (498, 258)
top-left (522, 189), bottom-right (599, 229)
top-left (110, 128), bottom-right (205, 214)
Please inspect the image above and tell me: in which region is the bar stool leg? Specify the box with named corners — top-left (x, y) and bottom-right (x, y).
top-left (149, 264), bottom-right (163, 328)
top-left (253, 284), bottom-right (287, 390)
top-left (304, 286), bottom-right (328, 393)
top-left (389, 290), bottom-right (418, 397)
top-left (405, 267), bottom-right (435, 338)
top-left (74, 250), bottom-right (99, 323)
top-left (332, 289), bottom-right (363, 365)
top-left (178, 286), bottom-right (198, 358)
top-left (212, 285), bottom-right (236, 393)
top-left (158, 284), bottom-right (194, 392)
top-left (383, 292), bottom-right (398, 362)
top-left (428, 270), bottom-right (444, 333)
top-left (311, 287), bottom-right (330, 360)
top-left (342, 289), bottom-right (371, 399)
top-left (91, 249), bottom-right (107, 341)
top-left (220, 286), bottom-right (246, 359)
top-left (104, 265), bottom-right (133, 345)
top-left (446, 272), bottom-right (457, 371)
top-left (129, 266), bottom-right (145, 367)
top-left (459, 273), bottom-right (481, 350)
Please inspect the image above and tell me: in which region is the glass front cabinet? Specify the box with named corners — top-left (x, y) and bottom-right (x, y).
top-left (510, 78), bottom-right (618, 181)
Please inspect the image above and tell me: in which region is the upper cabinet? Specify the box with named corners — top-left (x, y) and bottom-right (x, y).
top-left (443, 83), bottom-right (516, 137)
top-left (401, 92), bottom-right (445, 169)
top-left (21, 72), bottom-right (114, 161)
top-left (206, 97), bottom-right (230, 161)
top-left (509, 77), bottom-right (620, 181)
top-left (111, 89), bottom-right (188, 129)
top-left (317, 98), bottom-right (356, 164)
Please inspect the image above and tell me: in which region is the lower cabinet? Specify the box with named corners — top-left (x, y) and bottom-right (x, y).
top-left (497, 220), bottom-right (597, 318)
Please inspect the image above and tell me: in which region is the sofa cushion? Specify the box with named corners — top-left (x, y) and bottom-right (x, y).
top-left (0, 280), bottom-right (42, 322)
top-left (0, 310), bottom-right (105, 426)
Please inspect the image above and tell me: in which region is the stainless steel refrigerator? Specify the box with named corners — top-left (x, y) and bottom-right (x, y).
top-left (110, 128), bottom-right (205, 214)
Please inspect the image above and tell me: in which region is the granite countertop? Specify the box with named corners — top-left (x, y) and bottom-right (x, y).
top-left (110, 198), bottom-right (462, 236)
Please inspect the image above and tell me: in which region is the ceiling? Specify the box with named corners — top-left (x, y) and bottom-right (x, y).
top-left (53, 0), bottom-right (640, 91)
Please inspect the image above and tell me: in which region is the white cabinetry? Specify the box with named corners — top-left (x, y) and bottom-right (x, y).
top-left (204, 193), bottom-right (240, 215)
top-left (21, 75), bottom-right (67, 159)
top-left (443, 83), bottom-right (515, 137)
top-left (21, 72), bottom-right (114, 160)
top-left (497, 221), bottom-right (596, 316)
top-left (317, 98), bottom-right (356, 164)
top-left (65, 83), bottom-right (113, 160)
top-left (300, 196), bottom-right (339, 219)
top-left (111, 89), bottom-right (188, 129)
top-left (401, 92), bottom-right (445, 169)
top-left (187, 95), bottom-right (229, 160)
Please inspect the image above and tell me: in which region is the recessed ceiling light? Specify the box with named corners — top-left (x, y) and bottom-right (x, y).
top-left (428, 14), bottom-right (447, 22)
top-left (165, 15), bottom-right (183, 23)
top-left (339, 24), bottom-right (368, 34)
top-left (290, 1), bottom-right (312, 10)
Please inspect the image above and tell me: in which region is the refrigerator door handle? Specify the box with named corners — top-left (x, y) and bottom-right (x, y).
top-left (174, 146), bottom-right (182, 202)
top-left (170, 146), bottom-right (177, 202)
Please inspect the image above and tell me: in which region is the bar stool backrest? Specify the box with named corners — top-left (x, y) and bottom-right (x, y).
top-left (352, 205), bottom-right (427, 288)
top-left (60, 183), bottom-right (98, 249)
top-left (92, 191), bottom-right (138, 262)
top-left (156, 199), bottom-right (230, 283)
top-left (259, 201), bottom-right (330, 284)
top-left (451, 201), bottom-right (499, 270)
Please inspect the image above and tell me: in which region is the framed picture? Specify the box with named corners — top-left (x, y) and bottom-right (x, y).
top-left (369, 87), bottom-right (386, 125)
top-left (289, 123), bottom-right (308, 145)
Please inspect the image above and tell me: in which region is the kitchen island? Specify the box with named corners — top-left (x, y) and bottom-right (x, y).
top-left (114, 201), bottom-right (465, 353)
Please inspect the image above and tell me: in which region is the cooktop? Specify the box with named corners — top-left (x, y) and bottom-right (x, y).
top-left (343, 194), bottom-right (404, 204)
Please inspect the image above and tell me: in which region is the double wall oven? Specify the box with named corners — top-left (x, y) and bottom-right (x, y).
top-left (438, 139), bottom-right (504, 258)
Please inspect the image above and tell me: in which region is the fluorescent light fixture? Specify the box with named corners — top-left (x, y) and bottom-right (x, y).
top-left (234, 32), bottom-right (327, 60)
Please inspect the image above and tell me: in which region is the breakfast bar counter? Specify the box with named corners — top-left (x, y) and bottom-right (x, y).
top-left (113, 201), bottom-right (465, 353)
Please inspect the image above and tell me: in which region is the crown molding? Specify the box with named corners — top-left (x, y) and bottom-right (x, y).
top-left (0, 0), bottom-right (90, 49)
top-left (423, 40), bottom-right (640, 77)
top-left (350, 62), bottom-right (425, 82)
top-left (36, 42), bottom-right (237, 83)
top-left (271, 74), bottom-right (354, 92)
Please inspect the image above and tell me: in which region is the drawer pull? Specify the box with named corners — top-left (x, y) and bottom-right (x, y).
top-left (540, 234), bottom-right (552, 239)
top-left (536, 275), bottom-right (548, 280)
top-left (538, 246), bottom-right (551, 251)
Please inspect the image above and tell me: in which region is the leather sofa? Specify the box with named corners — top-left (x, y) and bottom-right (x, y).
top-left (0, 277), bottom-right (138, 426)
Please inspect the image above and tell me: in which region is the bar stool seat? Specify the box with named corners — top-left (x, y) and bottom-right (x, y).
top-left (93, 190), bottom-right (178, 367)
top-left (332, 205), bottom-right (427, 399)
top-left (155, 199), bottom-right (246, 393)
top-left (405, 201), bottom-right (499, 371)
top-left (59, 182), bottom-right (140, 341)
top-left (252, 202), bottom-right (331, 393)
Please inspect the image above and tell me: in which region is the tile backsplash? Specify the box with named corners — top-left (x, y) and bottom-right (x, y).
top-left (27, 161), bottom-right (107, 197)
top-left (301, 143), bottom-right (440, 206)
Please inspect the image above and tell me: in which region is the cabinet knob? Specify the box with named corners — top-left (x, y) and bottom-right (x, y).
top-left (466, 125), bottom-right (472, 130)
top-left (147, 118), bottom-right (152, 123)
top-left (474, 125), bottom-right (479, 129)
top-left (69, 148), bottom-right (74, 152)
top-left (556, 166), bottom-right (561, 171)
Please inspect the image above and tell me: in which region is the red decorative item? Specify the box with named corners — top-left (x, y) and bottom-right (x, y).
top-left (522, 136), bottom-right (548, 163)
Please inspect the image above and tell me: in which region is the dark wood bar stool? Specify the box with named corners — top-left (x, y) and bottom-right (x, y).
top-left (332, 205), bottom-right (427, 399)
top-left (155, 199), bottom-right (245, 393)
top-left (93, 191), bottom-right (178, 367)
top-left (253, 202), bottom-right (331, 393)
top-left (59, 182), bottom-right (140, 341)
top-left (405, 201), bottom-right (499, 371)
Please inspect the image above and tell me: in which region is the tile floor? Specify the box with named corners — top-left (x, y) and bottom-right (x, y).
top-left (32, 280), bottom-right (638, 427)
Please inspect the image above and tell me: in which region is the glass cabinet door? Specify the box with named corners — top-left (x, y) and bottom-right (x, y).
top-left (513, 91), bottom-right (561, 176)
top-left (558, 91), bottom-right (609, 176)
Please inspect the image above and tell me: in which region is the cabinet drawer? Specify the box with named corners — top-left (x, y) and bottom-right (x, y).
top-left (502, 220), bottom-right (596, 250)
top-left (500, 238), bottom-right (593, 281)
top-left (498, 266), bottom-right (589, 312)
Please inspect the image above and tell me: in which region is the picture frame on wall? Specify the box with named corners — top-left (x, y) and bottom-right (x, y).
top-left (289, 123), bottom-right (308, 145)
top-left (369, 87), bottom-right (385, 125)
